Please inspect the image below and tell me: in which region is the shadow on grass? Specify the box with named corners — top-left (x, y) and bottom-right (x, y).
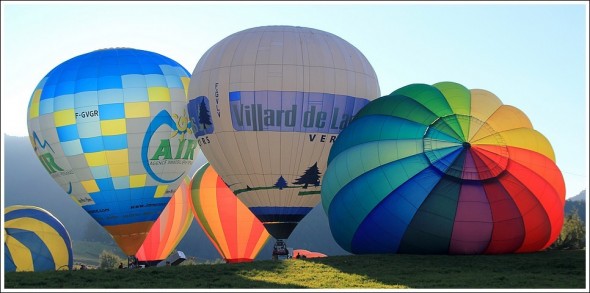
top-left (4, 260), bottom-right (306, 289)
top-left (307, 249), bottom-right (586, 289)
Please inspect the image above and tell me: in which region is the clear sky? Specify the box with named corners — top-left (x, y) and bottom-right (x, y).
top-left (1, 1), bottom-right (588, 199)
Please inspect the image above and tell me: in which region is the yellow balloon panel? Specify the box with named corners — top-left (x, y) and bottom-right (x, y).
top-left (468, 89), bottom-right (503, 141)
top-left (471, 105), bottom-right (533, 142)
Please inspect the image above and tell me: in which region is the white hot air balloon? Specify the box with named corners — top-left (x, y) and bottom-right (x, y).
top-left (187, 25), bottom-right (380, 255)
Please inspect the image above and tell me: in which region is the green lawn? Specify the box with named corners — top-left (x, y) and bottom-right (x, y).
top-left (4, 249), bottom-right (586, 289)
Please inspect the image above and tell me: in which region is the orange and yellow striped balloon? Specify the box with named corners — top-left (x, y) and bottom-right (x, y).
top-left (136, 176), bottom-right (193, 262)
top-left (190, 163), bottom-right (270, 263)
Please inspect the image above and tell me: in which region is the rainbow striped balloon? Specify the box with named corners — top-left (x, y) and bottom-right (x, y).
top-left (136, 176), bottom-right (193, 263)
top-left (322, 81), bottom-right (566, 255)
top-left (4, 205), bottom-right (73, 272)
top-left (190, 163), bottom-right (270, 263)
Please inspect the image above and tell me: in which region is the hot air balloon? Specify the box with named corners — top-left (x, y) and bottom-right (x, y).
top-left (4, 205), bottom-right (74, 272)
top-left (26, 48), bottom-right (198, 256)
top-left (190, 163), bottom-right (270, 263)
top-left (322, 81), bottom-right (566, 255)
top-left (186, 25), bottom-right (381, 252)
top-left (135, 176), bottom-right (193, 266)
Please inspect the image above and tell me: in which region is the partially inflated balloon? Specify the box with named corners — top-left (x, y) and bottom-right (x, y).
top-left (190, 163), bottom-right (270, 263)
top-left (136, 176), bottom-right (193, 263)
top-left (187, 25), bottom-right (381, 241)
top-left (4, 205), bottom-right (73, 272)
top-left (322, 82), bottom-right (565, 255)
top-left (26, 48), bottom-right (198, 255)
top-left (292, 249), bottom-right (327, 259)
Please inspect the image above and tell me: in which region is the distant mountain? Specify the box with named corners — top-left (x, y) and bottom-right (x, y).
top-left (564, 191), bottom-right (586, 223)
top-left (569, 190), bottom-right (586, 202)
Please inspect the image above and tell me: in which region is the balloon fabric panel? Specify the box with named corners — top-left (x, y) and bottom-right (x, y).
top-left (398, 176), bottom-right (462, 254)
top-left (192, 164), bottom-right (229, 256)
top-left (482, 181), bottom-right (526, 254)
top-left (191, 163), bottom-right (226, 256)
top-left (6, 228), bottom-right (55, 271)
top-left (472, 105), bottom-right (534, 140)
top-left (433, 82), bottom-right (472, 139)
top-left (467, 90), bottom-right (504, 141)
top-left (501, 154), bottom-right (563, 250)
top-left (215, 173), bottom-right (240, 258)
top-left (496, 171), bottom-right (552, 252)
top-left (449, 181), bottom-right (493, 254)
top-left (349, 167), bottom-right (442, 254)
top-left (136, 176), bottom-right (193, 262)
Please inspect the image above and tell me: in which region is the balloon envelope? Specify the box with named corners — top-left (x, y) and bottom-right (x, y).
top-left (322, 81), bottom-right (566, 255)
top-left (187, 25), bottom-right (381, 240)
top-left (4, 205), bottom-right (73, 272)
top-left (26, 48), bottom-right (198, 255)
top-left (293, 249), bottom-right (327, 258)
top-left (135, 176), bottom-right (193, 263)
top-left (190, 163), bottom-right (270, 263)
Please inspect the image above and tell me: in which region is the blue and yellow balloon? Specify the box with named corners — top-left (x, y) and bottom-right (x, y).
top-left (4, 205), bottom-right (73, 272)
top-left (26, 48), bottom-right (198, 255)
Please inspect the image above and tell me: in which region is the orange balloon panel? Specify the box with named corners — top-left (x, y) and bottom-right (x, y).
top-left (136, 176), bottom-right (193, 262)
top-left (190, 163), bottom-right (270, 263)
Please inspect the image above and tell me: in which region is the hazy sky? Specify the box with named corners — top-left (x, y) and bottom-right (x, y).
top-left (1, 1), bottom-right (588, 199)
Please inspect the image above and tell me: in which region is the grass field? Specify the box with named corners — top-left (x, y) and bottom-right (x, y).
top-left (3, 249), bottom-right (587, 289)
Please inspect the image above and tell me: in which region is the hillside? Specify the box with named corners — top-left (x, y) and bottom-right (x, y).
top-left (565, 190), bottom-right (586, 222)
top-left (569, 190), bottom-right (586, 202)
